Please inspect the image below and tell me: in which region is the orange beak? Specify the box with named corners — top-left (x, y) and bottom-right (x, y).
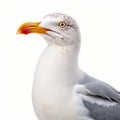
top-left (17, 22), bottom-right (50, 35)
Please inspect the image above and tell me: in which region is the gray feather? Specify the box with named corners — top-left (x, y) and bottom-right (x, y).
top-left (77, 73), bottom-right (120, 119)
top-left (79, 74), bottom-right (120, 103)
top-left (83, 100), bottom-right (120, 120)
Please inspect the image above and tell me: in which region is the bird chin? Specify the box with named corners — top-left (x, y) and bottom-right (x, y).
top-left (40, 33), bottom-right (57, 45)
top-left (41, 31), bottom-right (73, 46)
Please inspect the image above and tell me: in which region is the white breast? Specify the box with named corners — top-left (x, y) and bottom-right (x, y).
top-left (32, 46), bottom-right (93, 120)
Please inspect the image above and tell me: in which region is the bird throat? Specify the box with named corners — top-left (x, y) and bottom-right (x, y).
top-left (34, 45), bottom-right (79, 87)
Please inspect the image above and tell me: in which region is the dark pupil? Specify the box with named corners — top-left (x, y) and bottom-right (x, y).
top-left (61, 23), bottom-right (64, 26)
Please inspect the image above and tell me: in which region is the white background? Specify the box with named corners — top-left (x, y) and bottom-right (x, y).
top-left (0, 0), bottom-right (120, 119)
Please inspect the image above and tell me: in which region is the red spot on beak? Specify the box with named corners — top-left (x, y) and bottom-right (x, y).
top-left (21, 26), bottom-right (31, 35)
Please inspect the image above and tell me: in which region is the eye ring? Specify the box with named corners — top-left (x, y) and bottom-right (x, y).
top-left (58, 21), bottom-right (67, 28)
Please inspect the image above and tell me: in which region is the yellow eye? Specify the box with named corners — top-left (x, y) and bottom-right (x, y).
top-left (58, 21), bottom-right (67, 28)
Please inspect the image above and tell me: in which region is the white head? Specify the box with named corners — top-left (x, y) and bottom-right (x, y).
top-left (17, 13), bottom-right (81, 47)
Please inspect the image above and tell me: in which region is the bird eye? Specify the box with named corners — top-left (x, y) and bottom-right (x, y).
top-left (58, 21), bottom-right (67, 28)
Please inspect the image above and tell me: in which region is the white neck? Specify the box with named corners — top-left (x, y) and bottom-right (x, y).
top-left (35, 44), bottom-right (80, 87)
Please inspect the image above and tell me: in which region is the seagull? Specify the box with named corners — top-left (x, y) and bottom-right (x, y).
top-left (17, 13), bottom-right (120, 120)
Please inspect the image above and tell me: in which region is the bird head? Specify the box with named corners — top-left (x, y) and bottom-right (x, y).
top-left (17, 13), bottom-right (81, 46)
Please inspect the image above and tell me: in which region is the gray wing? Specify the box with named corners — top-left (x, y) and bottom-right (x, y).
top-left (79, 74), bottom-right (120, 103)
top-left (83, 101), bottom-right (120, 120)
top-left (77, 73), bottom-right (120, 120)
